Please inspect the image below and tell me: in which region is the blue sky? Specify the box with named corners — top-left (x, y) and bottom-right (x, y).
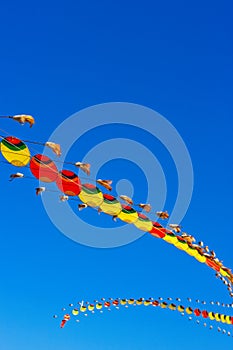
top-left (0, 1), bottom-right (232, 349)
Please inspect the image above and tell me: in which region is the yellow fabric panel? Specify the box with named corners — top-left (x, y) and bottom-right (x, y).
top-left (177, 305), bottom-right (185, 312)
top-left (162, 235), bottom-right (178, 244)
top-left (185, 307), bottom-right (193, 315)
top-left (220, 314), bottom-right (226, 323)
top-left (99, 201), bottom-right (122, 216)
top-left (225, 316), bottom-right (232, 325)
top-left (219, 268), bottom-right (228, 277)
top-left (117, 210), bottom-right (138, 224)
top-left (168, 304), bottom-right (176, 311)
top-left (144, 301), bottom-right (151, 306)
top-left (88, 305), bottom-right (95, 311)
top-left (78, 190), bottom-right (103, 207)
top-left (160, 302), bottom-right (168, 308)
top-left (185, 247), bottom-right (199, 257)
top-left (96, 303), bottom-right (103, 310)
top-left (134, 218), bottom-right (153, 232)
top-left (194, 253), bottom-right (206, 263)
top-left (174, 241), bottom-right (189, 251)
top-left (208, 312), bottom-right (215, 320)
top-left (72, 309), bottom-right (79, 316)
top-left (80, 306), bottom-right (87, 312)
top-left (0, 139), bottom-right (30, 167)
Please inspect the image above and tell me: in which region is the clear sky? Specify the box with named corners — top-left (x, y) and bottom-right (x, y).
top-left (0, 1), bottom-right (233, 349)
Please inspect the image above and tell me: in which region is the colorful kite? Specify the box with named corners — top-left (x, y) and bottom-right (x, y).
top-left (53, 296), bottom-right (233, 337)
top-left (1, 116), bottom-right (233, 335)
top-left (0, 118), bottom-right (232, 289)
